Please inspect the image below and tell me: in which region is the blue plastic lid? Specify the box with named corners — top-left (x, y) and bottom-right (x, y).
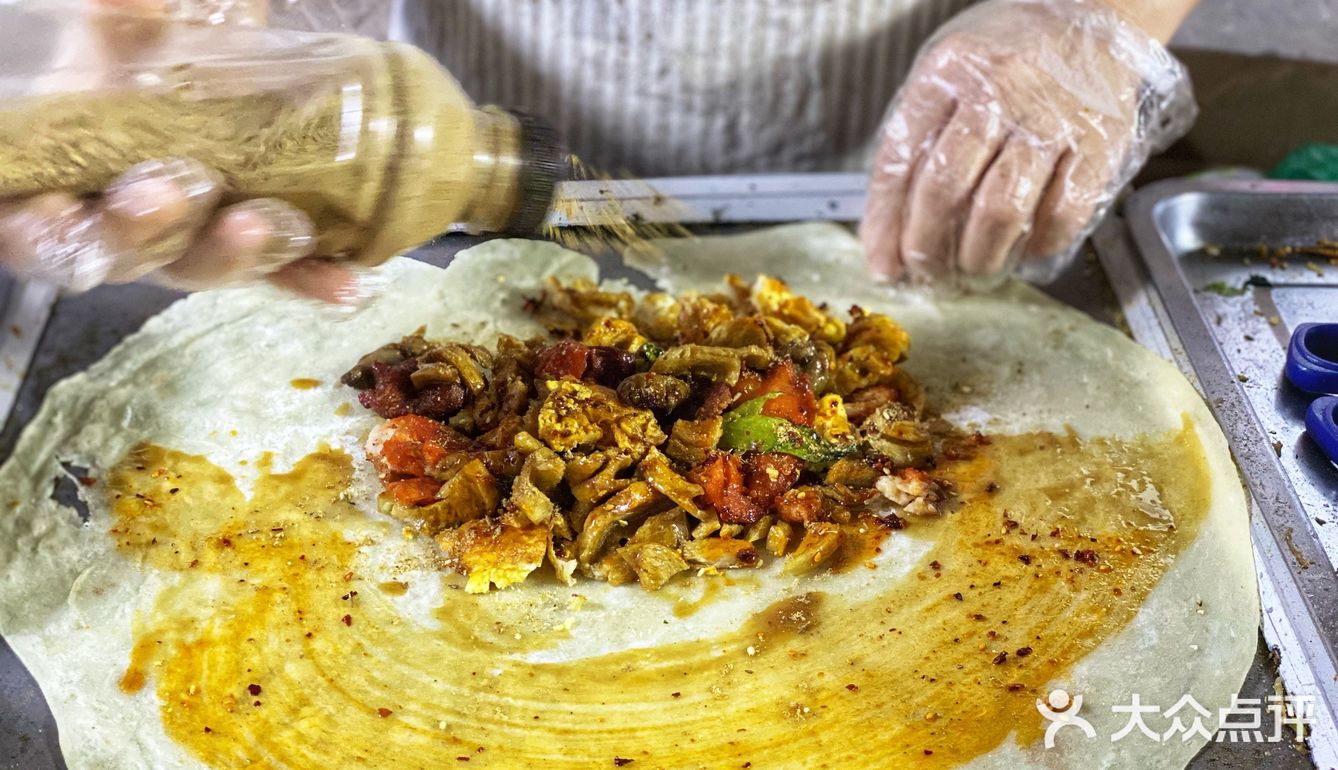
top-left (1305, 396), bottom-right (1338, 466)
top-left (1285, 323), bottom-right (1338, 396)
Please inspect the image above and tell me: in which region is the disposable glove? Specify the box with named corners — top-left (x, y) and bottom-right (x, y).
top-left (860, 0), bottom-right (1196, 286)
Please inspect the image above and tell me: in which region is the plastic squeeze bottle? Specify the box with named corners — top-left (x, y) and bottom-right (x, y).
top-left (0, 2), bottom-right (565, 266)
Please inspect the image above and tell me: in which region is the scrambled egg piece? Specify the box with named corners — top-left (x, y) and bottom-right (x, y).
top-left (582, 317), bottom-right (647, 352)
top-left (436, 520), bottom-right (548, 594)
top-left (675, 294), bottom-right (737, 344)
top-left (436, 459), bottom-right (501, 519)
top-left (814, 394), bottom-right (852, 441)
top-left (833, 312), bottom-right (912, 395)
top-left (537, 380), bottom-right (666, 453)
top-left (751, 275), bottom-right (845, 344)
top-left (631, 292), bottom-right (681, 342)
top-left (846, 311), bottom-right (910, 360)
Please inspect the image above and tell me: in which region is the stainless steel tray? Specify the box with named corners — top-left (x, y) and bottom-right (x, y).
top-left (1096, 177), bottom-right (1338, 767)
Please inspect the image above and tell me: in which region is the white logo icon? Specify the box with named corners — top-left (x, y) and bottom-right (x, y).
top-left (1036, 689), bottom-right (1097, 748)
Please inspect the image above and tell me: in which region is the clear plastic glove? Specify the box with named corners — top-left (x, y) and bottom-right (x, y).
top-left (0, 0), bottom-right (367, 303)
top-left (859, 0), bottom-right (1197, 287)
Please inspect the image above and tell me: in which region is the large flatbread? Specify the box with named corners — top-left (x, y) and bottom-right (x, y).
top-left (0, 224), bottom-right (1257, 768)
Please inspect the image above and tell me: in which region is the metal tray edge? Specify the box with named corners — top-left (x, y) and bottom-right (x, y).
top-left (1123, 179), bottom-right (1338, 724)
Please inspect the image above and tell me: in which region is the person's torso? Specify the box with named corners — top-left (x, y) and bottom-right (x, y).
top-left (397, 0), bottom-right (973, 175)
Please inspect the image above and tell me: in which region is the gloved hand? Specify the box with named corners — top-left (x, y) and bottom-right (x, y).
top-left (859, 0), bottom-right (1197, 287)
top-left (0, 0), bottom-right (367, 304)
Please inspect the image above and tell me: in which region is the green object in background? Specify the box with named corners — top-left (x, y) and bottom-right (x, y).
top-left (1270, 143), bottom-right (1338, 182)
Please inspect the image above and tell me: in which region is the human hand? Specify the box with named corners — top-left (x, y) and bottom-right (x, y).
top-left (859, 0), bottom-right (1197, 287)
top-left (0, 0), bottom-right (367, 303)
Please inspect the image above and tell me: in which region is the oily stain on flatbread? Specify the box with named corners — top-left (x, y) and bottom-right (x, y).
top-left (109, 418), bottom-right (1211, 769)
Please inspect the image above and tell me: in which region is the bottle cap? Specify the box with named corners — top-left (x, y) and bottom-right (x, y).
top-left (502, 111), bottom-right (567, 235)
top-left (1286, 323), bottom-right (1338, 396)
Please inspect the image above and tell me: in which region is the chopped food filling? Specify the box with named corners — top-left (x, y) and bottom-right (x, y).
top-left (343, 274), bottom-right (972, 592)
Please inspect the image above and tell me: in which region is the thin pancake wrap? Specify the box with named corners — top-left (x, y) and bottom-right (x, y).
top-left (0, 224), bottom-right (1256, 769)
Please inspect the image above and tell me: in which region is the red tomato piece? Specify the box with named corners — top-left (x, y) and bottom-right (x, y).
top-left (366, 414), bottom-right (469, 481)
top-left (733, 361), bottom-right (816, 426)
top-left (742, 452), bottom-right (804, 509)
top-left (384, 477), bottom-right (444, 506)
top-left (534, 340), bottom-right (590, 381)
top-left (690, 452), bottom-right (764, 525)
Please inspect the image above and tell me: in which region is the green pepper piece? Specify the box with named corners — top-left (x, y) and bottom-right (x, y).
top-left (640, 341), bottom-right (664, 368)
top-left (719, 394), bottom-right (855, 469)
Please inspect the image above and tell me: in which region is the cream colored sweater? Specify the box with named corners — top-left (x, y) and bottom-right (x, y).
top-left (279, 0), bottom-right (973, 174)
